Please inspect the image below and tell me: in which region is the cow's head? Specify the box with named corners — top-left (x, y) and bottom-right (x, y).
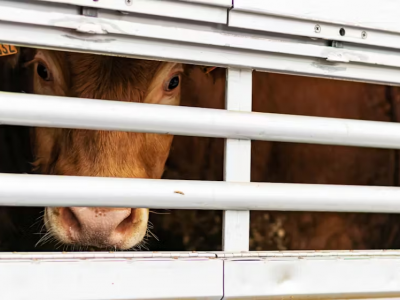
top-left (1, 47), bottom-right (202, 250)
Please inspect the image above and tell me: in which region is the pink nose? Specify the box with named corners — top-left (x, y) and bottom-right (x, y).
top-left (61, 207), bottom-right (133, 248)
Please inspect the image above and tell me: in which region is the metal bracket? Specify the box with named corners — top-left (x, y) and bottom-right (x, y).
top-left (331, 41), bottom-right (344, 48)
top-left (326, 40), bottom-right (349, 63)
top-left (81, 7), bottom-right (98, 17)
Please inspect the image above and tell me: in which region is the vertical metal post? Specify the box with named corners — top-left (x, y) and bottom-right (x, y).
top-left (222, 68), bottom-right (252, 252)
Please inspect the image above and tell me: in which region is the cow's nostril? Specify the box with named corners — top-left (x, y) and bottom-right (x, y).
top-left (61, 207), bottom-right (81, 231)
top-left (56, 207), bottom-right (137, 247)
top-left (115, 209), bottom-right (135, 234)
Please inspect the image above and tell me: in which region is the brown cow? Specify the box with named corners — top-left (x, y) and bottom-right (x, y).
top-left (1, 47), bottom-right (188, 250)
top-left (1, 46), bottom-right (400, 251)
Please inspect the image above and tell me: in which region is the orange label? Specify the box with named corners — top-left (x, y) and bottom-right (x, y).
top-left (0, 44), bottom-right (18, 57)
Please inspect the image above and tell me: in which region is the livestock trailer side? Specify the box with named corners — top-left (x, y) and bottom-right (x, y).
top-left (1, 0), bottom-right (400, 299)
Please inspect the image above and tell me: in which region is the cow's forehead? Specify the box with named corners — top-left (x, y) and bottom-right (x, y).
top-left (63, 52), bottom-right (164, 101)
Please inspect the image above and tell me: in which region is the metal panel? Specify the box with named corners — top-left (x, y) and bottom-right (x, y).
top-left (178, 0), bottom-right (231, 7)
top-left (36, 0), bottom-right (228, 24)
top-left (233, 0), bottom-right (400, 33)
top-left (4, 92), bottom-right (400, 149)
top-left (3, 251), bottom-right (400, 300)
top-left (222, 68), bottom-right (252, 252)
top-left (0, 253), bottom-right (223, 300)
top-left (0, 252), bottom-right (216, 259)
top-left (4, 173), bottom-right (400, 213)
top-left (216, 249), bottom-right (400, 259)
top-left (224, 255), bottom-right (400, 299)
top-left (1, 1), bottom-right (400, 85)
top-left (231, 0), bottom-right (400, 50)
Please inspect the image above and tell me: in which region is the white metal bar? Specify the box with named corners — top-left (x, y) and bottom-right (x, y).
top-left (5, 250), bottom-right (400, 260)
top-left (177, 0), bottom-right (232, 7)
top-left (0, 257), bottom-right (223, 300)
top-left (5, 0), bottom-right (400, 68)
top-left (223, 69), bottom-right (252, 252)
top-left (4, 92), bottom-right (400, 150)
top-left (0, 252), bottom-right (216, 260)
top-left (2, 2), bottom-right (400, 85)
top-left (231, 0), bottom-right (400, 50)
top-left (4, 173), bottom-right (400, 213)
top-left (36, 0), bottom-right (229, 24)
top-left (233, 0), bottom-right (400, 33)
top-left (224, 257), bottom-right (400, 299)
top-left (2, 251), bottom-right (400, 300)
top-left (229, 10), bottom-right (400, 52)
top-left (215, 250), bottom-right (400, 259)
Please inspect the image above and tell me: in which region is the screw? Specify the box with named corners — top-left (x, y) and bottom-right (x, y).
top-left (126, 0), bottom-right (132, 5)
top-left (361, 31), bottom-right (367, 39)
top-left (314, 24), bottom-right (321, 33)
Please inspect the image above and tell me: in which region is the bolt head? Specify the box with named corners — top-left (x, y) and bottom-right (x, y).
top-left (361, 31), bottom-right (367, 39)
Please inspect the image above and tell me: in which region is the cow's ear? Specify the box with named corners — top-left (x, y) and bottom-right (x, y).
top-left (200, 66), bottom-right (217, 75)
top-left (200, 66), bottom-right (226, 84)
top-left (0, 44), bottom-right (21, 92)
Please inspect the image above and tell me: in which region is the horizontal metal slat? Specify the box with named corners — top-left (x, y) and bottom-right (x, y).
top-left (36, 0), bottom-right (229, 24)
top-left (224, 258), bottom-right (400, 299)
top-left (0, 257), bottom-right (223, 300)
top-left (2, 92), bottom-right (400, 149)
top-left (4, 250), bottom-right (400, 260)
top-left (230, 0), bottom-right (400, 50)
top-left (177, 0), bottom-right (232, 7)
top-left (233, 0), bottom-right (400, 33)
top-left (1, 1), bottom-right (400, 85)
top-left (2, 173), bottom-right (400, 213)
top-left (2, 251), bottom-right (400, 300)
top-left (0, 252), bottom-right (216, 260)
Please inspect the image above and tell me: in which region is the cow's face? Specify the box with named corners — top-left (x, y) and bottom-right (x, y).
top-left (18, 48), bottom-right (184, 250)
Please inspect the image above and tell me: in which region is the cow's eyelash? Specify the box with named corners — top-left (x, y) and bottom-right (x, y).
top-left (22, 58), bottom-right (49, 70)
top-left (22, 60), bottom-right (35, 69)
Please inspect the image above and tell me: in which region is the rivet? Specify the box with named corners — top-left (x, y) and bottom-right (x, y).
top-left (314, 24), bottom-right (321, 33)
top-left (361, 31), bottom-right (367, 39)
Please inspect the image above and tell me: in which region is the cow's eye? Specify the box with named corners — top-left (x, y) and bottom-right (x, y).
top-left (166, 76), bottom-right (180, 91)
top-left (37, 63), bottom-right (52, 81)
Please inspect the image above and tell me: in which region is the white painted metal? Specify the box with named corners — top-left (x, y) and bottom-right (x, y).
top-left (233, 0), bottom-right (400, 33)
top-left (215, 249), bottom-right (400, 259)
top-left (4, 92), bottom-right (400, 149)
top-left (2, 1), bottom-right (400, 85)
top-left (0, 252), bottom-right (216, 259)
top-left (2, 251), bottom-right (400, 300)
top-left (4, 173), bottom-right (400, 213)
top-left (178, 0), bottom-right (231, 7)
top-left (36, 0), bottom-right (229, 24)
top-left (231, 0), bottom-right (400, 50)
top-left (223, 68), bottom-right (252, 252)
top-left (229, 9), bottom-right (400, 52)
top-left (0, 254), bottom-right (223, 300)
top-left (4, 250), bottom-right (400, 260)
top-left (224, 257), bottom-right (400, 299)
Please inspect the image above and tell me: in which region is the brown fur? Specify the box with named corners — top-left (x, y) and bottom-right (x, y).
top-left (2, 48), bottom-right (185, 250)
top-left (24, 51), bottom-right (169, 180)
